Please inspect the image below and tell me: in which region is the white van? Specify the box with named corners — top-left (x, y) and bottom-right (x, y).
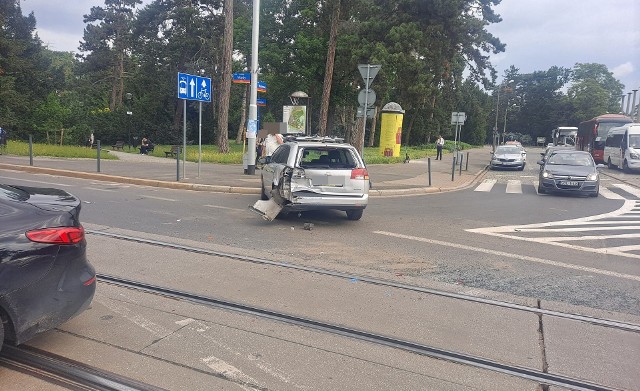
top-left (604, 123), bottom-right (640, 172)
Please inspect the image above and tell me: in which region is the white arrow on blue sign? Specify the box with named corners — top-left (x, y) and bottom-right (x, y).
top-left (177, 72), bottom-right (211, 102)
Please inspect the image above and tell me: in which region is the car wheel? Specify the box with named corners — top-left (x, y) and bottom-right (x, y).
top-left (346, 209), bottom-right (363, 220)
top-left (537, 184), bottom-right (546, 194)
top-left (518, 165), bottom-right (525, 171)
top-left (260, 177), bottom-right (269, 200)
top-left (623, 159), bottom-right (630, 173)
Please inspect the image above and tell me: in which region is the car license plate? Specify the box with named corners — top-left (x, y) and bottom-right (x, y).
top-left (559, 180), bottom-right (579, 186)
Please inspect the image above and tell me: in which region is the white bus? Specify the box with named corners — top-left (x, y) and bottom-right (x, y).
top-left (603, 123), bottom-right (640, 172)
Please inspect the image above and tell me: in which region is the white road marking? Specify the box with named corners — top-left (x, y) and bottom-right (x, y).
top-left (201, 356), bottom-right (261, 391)
top-left (0, 175), bottom-right (72, 187)
top-left (204, 204), bottom-right (246, 212)
top-left (505, 180), bottom-right (522, 194)
top-left (175, 318), bottom-right (196, 326)
top-left (466, 200), bottom-right (640, 260)
top-left (613, 183), bottom-right (640, 197)
top-left (96, 298), bottom-right (172, 337)
top-left (474, 179), bottom-right (496, 192)
top-left (84, 186), bottom-right (115, 192)
top-left (374, 230), bottom-right (640, 282)
top-left (143, 195), bottom-right (177, 202)
top-left (599, 186), bottom-right (625, 199)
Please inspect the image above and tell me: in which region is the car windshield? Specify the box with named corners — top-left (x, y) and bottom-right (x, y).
top-left (496, 147), bottom-right (521, 154)
top-left (547, 153), bottom-right (593, 166)
top-left (299, 147), bottom-right (357, 169)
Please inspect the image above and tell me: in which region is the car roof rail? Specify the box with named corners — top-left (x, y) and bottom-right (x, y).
top-left (284, 134), bottom-right (345, 143)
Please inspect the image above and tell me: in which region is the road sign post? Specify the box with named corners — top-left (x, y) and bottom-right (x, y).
top-left (357, 64), bottom-right (381, 151)
top-left (177, 72), bottom-right (212, 179)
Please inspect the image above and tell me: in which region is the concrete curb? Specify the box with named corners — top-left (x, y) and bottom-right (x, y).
top-left (0, 163), bottom-right (488, 197)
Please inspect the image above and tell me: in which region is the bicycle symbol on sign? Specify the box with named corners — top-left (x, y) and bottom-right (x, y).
top-left (198, 89), bottom-right (210, 100)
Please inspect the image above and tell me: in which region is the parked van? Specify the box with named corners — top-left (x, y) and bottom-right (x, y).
top-left (604, 123), bottom-right (640, 172)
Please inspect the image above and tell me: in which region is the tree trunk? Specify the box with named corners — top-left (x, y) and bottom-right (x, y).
top-left (236, 84), bottom-right (248, 144)
top-left (352, 115), bottom-right (365, 155)
top-left (368, 106), bottom-right (378, 147)
top-left (217, 0), bottom-right (233, 153)
top-left (318, 0), bottom-right (340, 136)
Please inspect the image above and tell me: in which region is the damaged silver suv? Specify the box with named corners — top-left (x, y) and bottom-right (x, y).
top-left (253, 135), bottom-right (370, 221)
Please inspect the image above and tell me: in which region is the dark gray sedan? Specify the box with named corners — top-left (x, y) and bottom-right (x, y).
top-left (537, 150), bottom-right (600, 197)
top-left (1, 184), bottom-right (96, 352)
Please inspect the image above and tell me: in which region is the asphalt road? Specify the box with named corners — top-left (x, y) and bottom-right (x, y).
top-left (3, 157), bottom-right (640, 390)
top-left (2, 158), bottom-right (639, 317)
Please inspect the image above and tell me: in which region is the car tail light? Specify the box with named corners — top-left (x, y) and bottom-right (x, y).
top-left (351, 168), bottom-right (369, 180)
top-left (26, 226), bottom-right (85, 244)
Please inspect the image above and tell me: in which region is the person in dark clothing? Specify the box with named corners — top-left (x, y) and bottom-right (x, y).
top-left (436, 135), bottom-right (444, 160)
top-left (140, 136), bottom-right (151, 154)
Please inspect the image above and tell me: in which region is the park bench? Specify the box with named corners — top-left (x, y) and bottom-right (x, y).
top-left (165, 145), bottom-right (180, 158)
top-left (112, 140), bottom-right (125, 150)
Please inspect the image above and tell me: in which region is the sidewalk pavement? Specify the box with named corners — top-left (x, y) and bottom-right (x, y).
top-left (0, 146), bottom-right (492, 196)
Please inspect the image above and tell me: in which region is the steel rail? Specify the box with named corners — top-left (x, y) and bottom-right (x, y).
top-left (87, 229), bottom-right (640, 333)
top-left (98, 273), bottom-right (620, 391)
top-left (0, 345), bottom-right (167, 391)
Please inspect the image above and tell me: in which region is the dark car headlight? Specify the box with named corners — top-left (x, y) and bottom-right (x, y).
top-left (542, 170), bottom-right (554, 179)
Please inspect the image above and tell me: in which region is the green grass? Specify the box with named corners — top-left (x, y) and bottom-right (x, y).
top-left (2, 140), bottom-right (473, 164)
top-left (3, 141), bottom-right (117, 159)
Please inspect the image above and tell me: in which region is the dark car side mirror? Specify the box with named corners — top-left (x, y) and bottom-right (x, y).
top-left (537, 160), bottom-right (545, 165)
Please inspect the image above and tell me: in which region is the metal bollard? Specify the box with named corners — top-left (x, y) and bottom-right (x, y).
top-left (459, 152), bottom-right (463, 175)
top-left (427, 157), bottom-right (432, 187)
top-left (176, 147), bottom-right (181, 181)
top-left (451, 155), bottom-right (456, 181)
top-left (466, 152), bottom-right (469, 171)
top-left (96, 140), bottom-right (101, 172)
top-left (29, 135), bottom-right (33, 166)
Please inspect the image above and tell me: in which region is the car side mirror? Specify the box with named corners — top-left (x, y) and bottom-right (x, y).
top-left (537, 160), bottom-right (545, 165)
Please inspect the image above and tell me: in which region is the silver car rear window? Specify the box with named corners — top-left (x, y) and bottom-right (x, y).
top-left (298, 147), bottom-right (357, 169)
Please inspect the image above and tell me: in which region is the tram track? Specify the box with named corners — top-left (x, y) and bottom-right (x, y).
top-left (86, 229), bottom-right (640, 333)
top-left (0, 345), bottom-right (166, 391)
top-left (96, 273), bottom-right (620, 391)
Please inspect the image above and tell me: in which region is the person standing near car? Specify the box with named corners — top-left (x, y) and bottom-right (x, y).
top-left (436, 135), bottom-right (445, 160)
top-left (263, 133), bottom-right (283, 157)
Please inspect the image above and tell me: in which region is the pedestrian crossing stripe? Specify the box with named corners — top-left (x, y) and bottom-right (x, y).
top-left (467, 199), bottom-right (640, 261)
top-left (473, 179), bottom-right (638, 200)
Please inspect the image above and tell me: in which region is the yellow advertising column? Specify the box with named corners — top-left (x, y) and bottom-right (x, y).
top-left (379, 102), bottom-right (405, 157)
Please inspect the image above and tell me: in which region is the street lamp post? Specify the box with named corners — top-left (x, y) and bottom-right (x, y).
top-left (493, 79), bottom-right (514, 150)
top-left (125, 93), bottom-right (133, 150)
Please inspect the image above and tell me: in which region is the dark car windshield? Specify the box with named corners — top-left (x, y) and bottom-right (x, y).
top-left (547, 153), bottom-right (593, 166)
top-left (299, 147), bottom-right (357, 169)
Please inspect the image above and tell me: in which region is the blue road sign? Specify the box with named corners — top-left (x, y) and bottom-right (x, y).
top-left (177, 72), bottom-right (211, 102)
top-left (232, 72), bottom-right (251, 84)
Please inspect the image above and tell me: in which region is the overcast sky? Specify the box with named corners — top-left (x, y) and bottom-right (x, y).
top-left (19, 0), bottom-right (640, 94)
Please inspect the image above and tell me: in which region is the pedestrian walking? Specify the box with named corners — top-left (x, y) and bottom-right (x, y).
top-left (436, 135), bottom-right (444, 160)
